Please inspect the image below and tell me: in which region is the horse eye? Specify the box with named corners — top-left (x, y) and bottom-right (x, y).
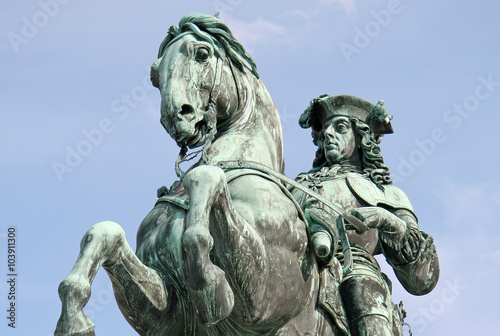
top-left (195, 47), bottom-right (210, 62)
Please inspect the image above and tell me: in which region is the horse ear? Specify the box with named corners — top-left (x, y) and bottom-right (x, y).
top-left (214, 12), bottom-right (220, 18)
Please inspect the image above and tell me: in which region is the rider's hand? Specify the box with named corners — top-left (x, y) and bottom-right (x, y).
top-left (349, 206), bottom-right (407, 250)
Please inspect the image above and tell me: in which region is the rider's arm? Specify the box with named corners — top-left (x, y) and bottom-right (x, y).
top-left (380, 209), bottom-right (440, 296)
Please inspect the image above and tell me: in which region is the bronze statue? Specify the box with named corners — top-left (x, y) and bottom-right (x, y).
top-left (55, 13), bottom-right (439, 336)
top-left (292, 94), bottom-right (440, 335)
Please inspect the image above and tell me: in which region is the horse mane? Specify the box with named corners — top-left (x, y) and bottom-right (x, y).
top-left (151, 13), bottom-right (259, 88)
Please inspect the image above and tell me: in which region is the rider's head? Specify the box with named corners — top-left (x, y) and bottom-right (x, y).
top-left (299, 94), bottom-right (394, 187)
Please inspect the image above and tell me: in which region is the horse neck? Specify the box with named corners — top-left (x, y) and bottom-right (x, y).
top-left (208, 65), bottom-right (284, 173)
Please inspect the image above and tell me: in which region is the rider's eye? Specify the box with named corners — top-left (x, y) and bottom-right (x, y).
top-left (195, 47), bottom-right (210, 62)
top-left (336, 122), bottom-right (350, 133)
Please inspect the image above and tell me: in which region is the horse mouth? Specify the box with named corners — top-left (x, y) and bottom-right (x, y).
top-left (185, 120), bottom-right (208, 148)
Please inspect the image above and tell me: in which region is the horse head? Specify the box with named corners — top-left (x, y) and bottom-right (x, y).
top-left (150, 13), bottom-right (260, 150)
top-left (151, 13), bottom-right (284, 173)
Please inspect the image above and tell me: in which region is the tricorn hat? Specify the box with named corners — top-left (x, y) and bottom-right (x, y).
top-left (299, 94), bottom-right (394, 142)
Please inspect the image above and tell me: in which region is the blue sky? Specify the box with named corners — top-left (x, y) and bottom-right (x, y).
top-left (1, 0), bottom-right (499, 334)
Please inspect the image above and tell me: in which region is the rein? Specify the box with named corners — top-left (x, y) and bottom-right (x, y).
top-left (217, 160), bottom-right (368, 275)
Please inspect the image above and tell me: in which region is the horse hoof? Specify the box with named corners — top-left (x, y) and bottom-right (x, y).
top-left (189, 268), bottom-right (235, 325)
top-left (55, 311), bottom-right (95, 336)
top-left (56, 276), bottom-right (95, 336)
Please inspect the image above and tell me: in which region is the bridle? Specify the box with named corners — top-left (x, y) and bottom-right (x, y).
top-left (173, 40), bottom-right (225, 179)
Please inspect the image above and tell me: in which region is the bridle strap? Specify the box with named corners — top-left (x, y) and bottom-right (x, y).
top-left (201, 55), bottom-right (224, 164)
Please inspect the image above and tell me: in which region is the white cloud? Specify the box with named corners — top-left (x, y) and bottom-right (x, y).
top-left (219, 14), bottom-right (285, 47)
top-left (320, 0), bottom-right (356, 13)
top-left (282, 9), bottom-right (321, 21)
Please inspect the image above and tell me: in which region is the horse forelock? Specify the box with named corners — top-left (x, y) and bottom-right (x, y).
top-left (154, 13), bottom-right (259, 79)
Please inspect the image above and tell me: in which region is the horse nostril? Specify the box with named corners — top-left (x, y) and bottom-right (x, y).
top-left (179, 104), bottom-right (195, 116)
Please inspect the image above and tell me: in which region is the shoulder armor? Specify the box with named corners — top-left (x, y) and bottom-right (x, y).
top-left (346, 173), bottom-right (415, 215)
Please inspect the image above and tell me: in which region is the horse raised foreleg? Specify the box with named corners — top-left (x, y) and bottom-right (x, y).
top-left (55, 221), bottom-right (167, 336)
top-left (182, 165), bottom-right (271, 326)
top-left (182, 165), bottom-right (250, 325)
top-left (184, 165), bottom-right (318, 332)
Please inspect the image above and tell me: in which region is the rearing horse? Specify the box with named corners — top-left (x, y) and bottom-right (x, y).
top-left (55, 13), bottom-right (341, 336)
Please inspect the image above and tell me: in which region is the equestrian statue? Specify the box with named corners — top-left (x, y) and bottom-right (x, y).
top-left (55, 13), bottom-right (439, 336)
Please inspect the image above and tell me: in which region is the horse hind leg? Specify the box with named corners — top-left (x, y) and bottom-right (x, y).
top-left (55, 221), bottom-right (167, 336)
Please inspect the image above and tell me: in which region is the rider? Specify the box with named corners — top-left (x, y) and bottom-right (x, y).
top-left (292, 94), bottom-right (440, 336)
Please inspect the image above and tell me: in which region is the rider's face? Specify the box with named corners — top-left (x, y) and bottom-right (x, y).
top-left (322, 116), bottom-right (358, 165)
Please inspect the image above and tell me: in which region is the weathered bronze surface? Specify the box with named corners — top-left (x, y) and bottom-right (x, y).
top-left (55, 13), bottom-right (439, 336)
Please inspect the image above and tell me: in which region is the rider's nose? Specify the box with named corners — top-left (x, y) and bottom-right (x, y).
top-left (324, 124), bottom-right (335, 139)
